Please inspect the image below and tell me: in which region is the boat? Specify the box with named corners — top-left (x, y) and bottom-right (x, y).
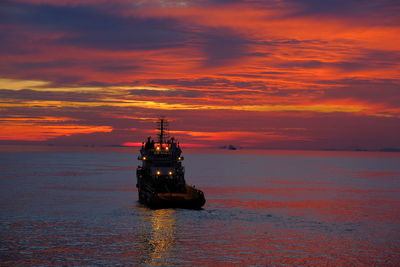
top-left (136, 118), bottom-right (206, 209)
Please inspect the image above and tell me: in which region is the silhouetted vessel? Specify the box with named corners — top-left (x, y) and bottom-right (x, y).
top-left (136, 118), bottom-right (206, 209)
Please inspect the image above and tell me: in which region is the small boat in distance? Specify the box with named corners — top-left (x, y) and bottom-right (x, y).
top-left (219, 145), bottom-right (237, 150)
top-left (136, 118), bottom-right (206, 209)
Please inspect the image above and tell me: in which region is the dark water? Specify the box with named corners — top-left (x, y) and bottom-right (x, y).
top-left (1, 146), bottom-right (400, 266)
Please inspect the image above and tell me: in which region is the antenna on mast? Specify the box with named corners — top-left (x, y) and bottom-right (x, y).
top-left (156, 117), bottom-right (169, 144)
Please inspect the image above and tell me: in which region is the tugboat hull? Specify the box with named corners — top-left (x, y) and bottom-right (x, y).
top-left (136, 118), bottom-right (206, 209)
top-left (138, 185), bottom-right (205, 209)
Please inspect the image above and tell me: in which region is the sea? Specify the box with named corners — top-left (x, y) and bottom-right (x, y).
top-left (1, 146), bottom-right (399, 266)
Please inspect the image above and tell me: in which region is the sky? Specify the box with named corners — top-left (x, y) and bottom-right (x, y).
top-left (1, 0), bottom-right (399, 150)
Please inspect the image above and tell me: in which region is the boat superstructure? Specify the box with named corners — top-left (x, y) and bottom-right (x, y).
top-left (136, 118), bottom-right (205, 209)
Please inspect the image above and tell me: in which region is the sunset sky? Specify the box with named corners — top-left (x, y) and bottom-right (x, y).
top-left (1, 0), bottom-right (399, 149)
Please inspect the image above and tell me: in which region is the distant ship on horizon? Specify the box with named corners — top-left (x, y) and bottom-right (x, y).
top-left (136, 118), bottom-right (206, 209)
top-left (219, 145), bottom-right (237, 150)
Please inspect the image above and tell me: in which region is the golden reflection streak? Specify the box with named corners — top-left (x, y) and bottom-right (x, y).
top-left (143, 209), bottom-right (176, 265)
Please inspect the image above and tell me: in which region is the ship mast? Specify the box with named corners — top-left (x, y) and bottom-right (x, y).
top-left (157, 117), bottom-right (169, 145)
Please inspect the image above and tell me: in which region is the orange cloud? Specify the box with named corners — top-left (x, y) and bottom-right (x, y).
top-left (0, 117), bottom-right (112, 141)
top-left (170, 130), bottom-right (310, 143)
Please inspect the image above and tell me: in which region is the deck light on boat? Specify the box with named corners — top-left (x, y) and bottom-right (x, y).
top-left (168, 171), bottom-right (173, 175)
top-left (156, 170), bottom-right (161, 175)
top-left (142, 156), bottom-right (146, 160)
top-left (156, 146), bottom-right (161, 151)
top-left (178, 157), bottom-right (181, 160)
top-left (165, 146), bottom-right (169, 151)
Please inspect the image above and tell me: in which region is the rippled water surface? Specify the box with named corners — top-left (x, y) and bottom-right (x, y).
top-left (1, 146), bottom-right (400, 266)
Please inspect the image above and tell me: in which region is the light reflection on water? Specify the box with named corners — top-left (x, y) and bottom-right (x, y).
top-left (140, 208), bottom-right (176, 265)
top-left (0, 147), bottom-right (400, 265)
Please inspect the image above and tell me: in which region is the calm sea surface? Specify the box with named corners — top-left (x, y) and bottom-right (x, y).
top-left (1, 146), bottom-right (400, 266)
